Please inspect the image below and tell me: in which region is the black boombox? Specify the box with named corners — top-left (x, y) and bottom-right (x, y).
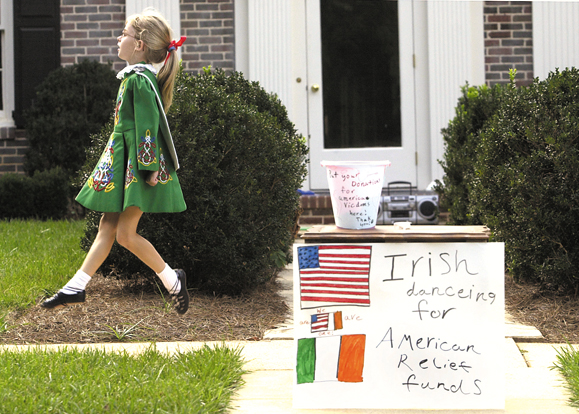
top-left (377, 181), bottom-right (439, 225)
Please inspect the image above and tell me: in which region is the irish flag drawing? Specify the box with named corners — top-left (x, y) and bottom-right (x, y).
top-left (296, 334), bottom-right (366, 384)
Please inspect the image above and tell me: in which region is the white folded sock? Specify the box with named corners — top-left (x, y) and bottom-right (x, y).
top-left (156, 263), bottom-right (180, 295)
top-left (60, 270), bottom-right (92, 295)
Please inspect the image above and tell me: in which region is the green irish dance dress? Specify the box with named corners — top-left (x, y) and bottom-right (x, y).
top-left (76, 64), bottom-right (187, 213)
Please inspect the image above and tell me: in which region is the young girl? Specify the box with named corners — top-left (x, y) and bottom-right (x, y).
top-left (41, 9), bottom-right (189, 314)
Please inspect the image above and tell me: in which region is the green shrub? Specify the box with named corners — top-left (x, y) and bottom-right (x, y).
top-left (0, 168), bottom-right (70, 220)
top-left (24, 60), bottom-right (119, 177)
top-left (80, 68), bottom-right (308, 294)
top-left (0, 174), bottom-right (34, 219)
top-left (470, 68), bottom-right (579, 292)
top-left (435, 82), bottom-right (506, 224)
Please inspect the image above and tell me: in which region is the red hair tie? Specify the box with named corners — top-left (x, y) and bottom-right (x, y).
top-left (164, 36), bottom-right (187, 64)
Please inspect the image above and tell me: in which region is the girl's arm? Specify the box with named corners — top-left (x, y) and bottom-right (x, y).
top-left (133, 76), bottom-right (161, 173)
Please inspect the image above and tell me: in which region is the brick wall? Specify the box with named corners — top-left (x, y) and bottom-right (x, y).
top-left (60, 0), bottom-right (126, 71)
top-left (180, 0), bottom-right (235, 74)
top-left (0, 129), bottom-right (28, 174)
top-left (298, 195), bottom-right (335, 226)
top-left (59, 0), bottom-right (235, 74)
top-left (484, 1), bottom-right (534, 86)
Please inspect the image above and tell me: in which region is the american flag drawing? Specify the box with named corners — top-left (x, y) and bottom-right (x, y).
top-left (311, 313), bottom-right (329, 332)
top-left (298, 245), bottom-right (372, 308)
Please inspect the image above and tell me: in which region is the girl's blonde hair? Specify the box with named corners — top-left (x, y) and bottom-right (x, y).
top-left (127, 9), bottom-right (179, 112)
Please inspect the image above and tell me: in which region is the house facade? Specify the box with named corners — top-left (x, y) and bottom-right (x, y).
top-left (1, 0), bottom-right (578, 222)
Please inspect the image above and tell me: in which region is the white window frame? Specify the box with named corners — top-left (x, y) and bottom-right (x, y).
top-left (0, 0), bottom-right (15, 127)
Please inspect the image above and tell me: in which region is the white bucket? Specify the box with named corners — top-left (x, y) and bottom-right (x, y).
top-left (321, 161), bottom-right (391, 230)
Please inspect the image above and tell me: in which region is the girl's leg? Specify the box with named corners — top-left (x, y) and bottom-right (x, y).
top-left (115, 206), bottom-right (164, 273)
top-left (80, 212), bottom-right (120, 276)
top-left (62, 212), bottom-right (120, 292)
top-left (116, 206), bottom-right (189, 314)
top-left (41, 213), bottom-right (120, 308)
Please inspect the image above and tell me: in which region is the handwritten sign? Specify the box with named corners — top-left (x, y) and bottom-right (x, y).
top-left (293, 242), bottom-right (505, 410)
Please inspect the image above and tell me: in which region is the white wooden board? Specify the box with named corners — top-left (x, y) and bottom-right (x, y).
top-left (293, 242), bottom-right (505, 410)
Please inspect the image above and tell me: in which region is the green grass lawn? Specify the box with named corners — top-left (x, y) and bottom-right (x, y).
top-left (553, 344), bottom-right (579, 408)
top-left (0, 220), bottom-right (248, 413)
top-left (0, 219), bottom-right (86, 311)
top-left (0, 344), bottom-right (246, 413)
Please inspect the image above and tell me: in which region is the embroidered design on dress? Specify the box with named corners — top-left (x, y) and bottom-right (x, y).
top-left (114, 79), bottom-right (128, 126)
top-left (125, 157), bottom-right (137, 189)
top-left (87, 133), bottom-right (115, 192)
top-left (138, 129), bottom-right (157, 166)
top-left (158, 149), bottom-right (173, 185)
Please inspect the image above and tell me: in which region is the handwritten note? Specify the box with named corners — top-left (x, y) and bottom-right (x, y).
top-left (293, 242), bottom-right (505, 410)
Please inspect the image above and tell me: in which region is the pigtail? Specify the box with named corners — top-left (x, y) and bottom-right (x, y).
top-left (157, 42), bottom-right (181, 113)
top-left (157, 53), bottom-right (178, 112)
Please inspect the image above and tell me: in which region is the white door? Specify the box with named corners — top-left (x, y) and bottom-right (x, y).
top-left (305, 0), bottom-right (418, 190)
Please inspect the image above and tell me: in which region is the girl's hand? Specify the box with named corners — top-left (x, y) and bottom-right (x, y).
top-left (146, 171), bottom-right (159, 186)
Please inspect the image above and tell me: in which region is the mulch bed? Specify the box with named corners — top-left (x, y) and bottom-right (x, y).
top-left (2, 272), bottom-right (578, 345)
top-left (1, 273), bottom-right (289, 345)
top-left (505, 274), bottom-right (579, 343)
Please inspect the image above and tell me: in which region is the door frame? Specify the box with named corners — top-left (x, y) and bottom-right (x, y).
top-left (306, 0), bottom-right (424, 191)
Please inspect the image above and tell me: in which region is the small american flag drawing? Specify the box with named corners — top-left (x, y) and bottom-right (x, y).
top-left (311, 313), bottom-right (329, 333)
top-left (298, 245), bottom-right (372, 309)
top-left (311, 311), bottom-right (343, 333)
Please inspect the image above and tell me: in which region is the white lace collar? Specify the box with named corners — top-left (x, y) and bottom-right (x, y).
top-left (116, 63), bottom-right (157, 80)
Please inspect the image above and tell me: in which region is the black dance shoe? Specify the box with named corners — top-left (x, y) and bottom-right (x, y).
top-left (40, 290), bottom-right (86, 309)
top-left (171, 269), bottom-right (189, 315)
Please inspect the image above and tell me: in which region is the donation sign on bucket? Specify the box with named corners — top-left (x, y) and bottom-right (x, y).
top-left (321, 161), bottom-right (390, 230)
